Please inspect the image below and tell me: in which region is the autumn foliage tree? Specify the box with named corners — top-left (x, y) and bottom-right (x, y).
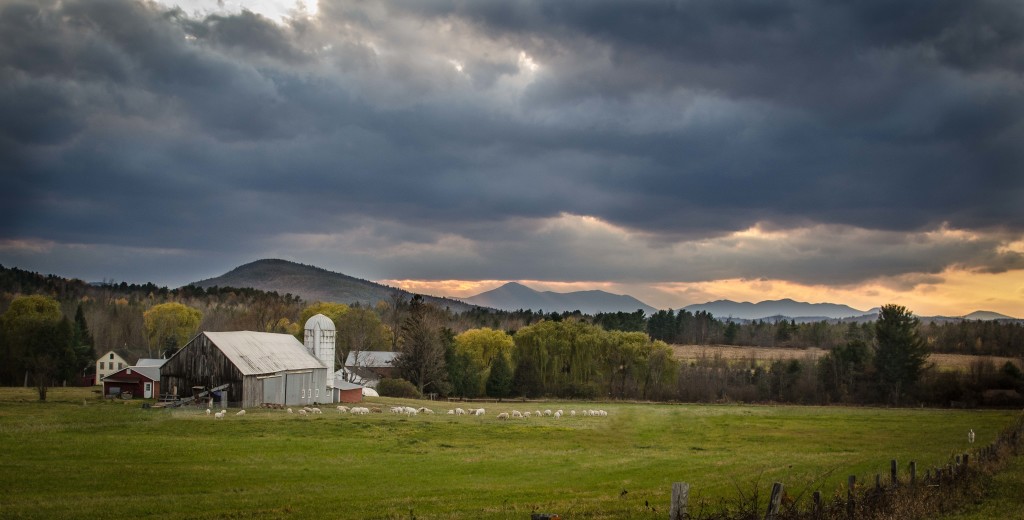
top-left (143, 302), bottom-right (202, 358)
top-left (0, 295), bottom-right (77, 400)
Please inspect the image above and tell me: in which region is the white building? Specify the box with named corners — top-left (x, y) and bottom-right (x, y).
top-left (95, 350), bottom-right (129, 386)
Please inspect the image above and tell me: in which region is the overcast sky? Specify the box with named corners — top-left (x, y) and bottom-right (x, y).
top-left (2, 0), bottom-right (1023, 317)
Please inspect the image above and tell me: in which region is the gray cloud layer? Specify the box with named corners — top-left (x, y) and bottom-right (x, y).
top-left (1, 0), bottom-right (1022, 287)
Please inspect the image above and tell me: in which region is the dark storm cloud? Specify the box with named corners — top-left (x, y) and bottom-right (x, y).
top-left (1, 0), bottom-right (1022, 286)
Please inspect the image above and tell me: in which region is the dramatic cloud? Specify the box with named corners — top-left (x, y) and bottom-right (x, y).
top-left (1, 0), bottom-right (1022, 314)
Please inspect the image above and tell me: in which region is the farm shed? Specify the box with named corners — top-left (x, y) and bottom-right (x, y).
top-left (160, 331), bottom-right (330, 408)
top-left (102, 366), bottom-right (160, 399)
top-left (341, 351), bottom-right (398, 388)
top-left (331, 379), bottom-right (364, 403)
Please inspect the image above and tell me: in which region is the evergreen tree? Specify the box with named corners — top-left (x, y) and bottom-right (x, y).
top-left (873, 304), bottom-right (929, 405)
top-left (394, 295), bottom-right (447, 395)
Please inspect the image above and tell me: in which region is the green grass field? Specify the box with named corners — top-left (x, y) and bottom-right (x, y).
top-left (0, 388), bottom-right (1019, 519)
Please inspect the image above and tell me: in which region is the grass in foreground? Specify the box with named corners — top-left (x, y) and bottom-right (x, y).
top-left (0, 387), bottom-right (1018, 519)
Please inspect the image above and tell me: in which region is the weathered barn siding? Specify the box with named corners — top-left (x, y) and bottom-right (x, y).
top-left (161, 333), bottom-right (245, 405)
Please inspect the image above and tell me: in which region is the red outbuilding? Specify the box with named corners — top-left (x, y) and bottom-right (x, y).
top-left (102, 366), bottom-right (161, 399)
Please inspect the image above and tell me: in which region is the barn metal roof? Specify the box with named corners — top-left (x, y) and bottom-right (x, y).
top-left (344, 351), bottom-right (398, 368)
top-left (204, 331), bottom-right (326, 376)
top-left (102, 365), bottom-right (160, 382)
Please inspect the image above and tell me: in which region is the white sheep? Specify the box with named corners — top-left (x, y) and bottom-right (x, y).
top-left (544, 409), bottom-right (552, 416)
top-left (535, 410), bottom-right (543, 417)
top-left (570, 410), bottom-right (576, 417)
top-left (556, 409), bottom-right (563, 416)
top-left (511, 410), bottom-right (523, 418)
top-left (235, 409), bottom-right (246, 416)
top-left (473, 408), bottom-right (486, 416)
top-left (455, 408), bottom-right (466, 415)
top-left (524, 411), bottom-right (532, 418)
top-left (337, 406), bottom-right (350, 413)
top-left (298, 409), bottom-right (308, 416)
top-left (418, 407), bottom-right (434, 414)
top-left (214, 411), bottom-right (225, 419)
top-left (553, 411), bottom-right (561, 419)
top-left (447, 409), bottom-right (455, 415)
top-left (497, 412), bottom-right (510, 420)
top-left (311, 407), bottom-right (322, 414)
top-left (205, 408), bottom-right (211, 415)
top-left (969, 429), bottom-right (976, 443)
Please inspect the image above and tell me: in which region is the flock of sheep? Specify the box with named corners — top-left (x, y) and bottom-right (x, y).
top-left (204, 404), bottom-right (609, 420)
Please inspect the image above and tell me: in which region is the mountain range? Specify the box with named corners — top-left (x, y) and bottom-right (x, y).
top-left (190, 259), bottom-right (1018, 321)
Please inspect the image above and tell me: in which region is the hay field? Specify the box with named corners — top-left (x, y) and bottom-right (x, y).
top-left (670, 344), bottom-right (1023, 370)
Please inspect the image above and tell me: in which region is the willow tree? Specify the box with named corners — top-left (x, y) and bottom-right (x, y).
top-left (143, 302), bottom-right (202, 358)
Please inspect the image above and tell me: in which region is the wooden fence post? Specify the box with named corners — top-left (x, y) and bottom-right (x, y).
top-left (909, 461), bottom-right (916, 486)
top-left (812, 491), bottom-right (822, 520)
top-left (890, 459), bottom-right (898, 487)
top-left (765, 482), bottom-right (783, 520)
top-left (847, 475), bottom-right (856, 520)
top-left (670, 482), bottom-right (689, 520)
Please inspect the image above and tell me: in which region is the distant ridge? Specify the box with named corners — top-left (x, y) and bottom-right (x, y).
top-left (683, 299), bottom-right (869, 321)
top-left (464, 282), bottom-right (657, 315)
top-left (191, 259), bottom-right (475, 312)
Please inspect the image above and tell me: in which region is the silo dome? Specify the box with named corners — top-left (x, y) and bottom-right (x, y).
top-left (304, 313), bottom-right (336, 332)
top-left (304, 314), bottom-right (336, 384)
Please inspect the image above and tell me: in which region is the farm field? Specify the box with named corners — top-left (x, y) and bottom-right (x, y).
top-left (0, 388), bottom-right (1020, 520)
top-left (670, 344), bottom-right (1024, 371)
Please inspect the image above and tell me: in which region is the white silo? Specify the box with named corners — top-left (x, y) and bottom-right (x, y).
top-left (303, 314), bottom-right (336, 390)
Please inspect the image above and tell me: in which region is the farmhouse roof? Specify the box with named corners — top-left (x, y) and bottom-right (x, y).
top-left (345, 351), bottom-right (398, 368)
top-left (203, 331), bottom-right (326, 376)
top-left (102, 365), bottom-right (160, 382)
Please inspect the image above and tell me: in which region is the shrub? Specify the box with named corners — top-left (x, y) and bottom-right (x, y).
top-left (376, 378), bottom-right (421, 399)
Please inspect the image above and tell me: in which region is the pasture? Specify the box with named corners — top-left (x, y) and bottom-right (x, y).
top-left (0, 388), bottom-right (1019, 519)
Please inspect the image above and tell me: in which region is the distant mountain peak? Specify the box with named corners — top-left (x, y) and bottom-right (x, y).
top-left (465, 282), bottom-right (656, 315)
top-left (683, 299), bottom-right (869, 321)
top-left (192, 259), bottom-right (475, 312)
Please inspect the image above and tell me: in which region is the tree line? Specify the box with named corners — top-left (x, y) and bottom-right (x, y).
top-left (2, 265), bottom-right (1022, 406)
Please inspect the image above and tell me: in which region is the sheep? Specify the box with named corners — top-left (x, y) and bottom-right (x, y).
top-left (298, 409), bottom-right (308, 416)
top-left (969, 429), bottom-right (976, 443)
top-left (214, 411), bottom-right (225, 419)
top-left (497, 412), bottom-right (510, 420)
top-left (472, 408), bottom-right (486, 416)
top-left (337, 406), bottom-right (350, 413)
top-left (447, 409), bottom-right (455, 415)
top-left (205, 408), bottom-right (211, 415)
top-left (235, 409), bottom-right (246, 416)
top-left (570, 410), bottom-right (576, 417)
top-left (370, 407), bottom-right (383, 413)
top-left (287, 408), bottom-right (293, 414)
top-left (536, 410), bottom-right (543, 417)
top-left (524, 411), bottom-right (532, 418)
top-left (544, 409), bottom-right (552, 416)
top-left (553, 411), bottom-right (561, 419)
top-left (556, 409), bottom-right (563, 416)
top-left (581, 410), bottom-right (591, 417)
top-left (418, 407), bottom-right (434, 414)
top-left (311, 407), bottom-right (322, 414)
top-left (454, 408), bottom-right (466, 415)
top-left (350, 407), bottom-right (369, 415)
top-left (511, 410), bottom-right (523, 419)
top-left (391, 406), bottom-right (404, 414)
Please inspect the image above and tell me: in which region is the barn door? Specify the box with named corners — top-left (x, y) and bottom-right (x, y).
top-left (144, 382), bottom-right (153, 399)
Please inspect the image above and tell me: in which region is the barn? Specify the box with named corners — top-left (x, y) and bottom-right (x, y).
top-left (160, 331), bottom-right (330, 408)
top-left (102, 366), bottom-right (160, 399)
top-left (332, 379), bottom-right (364, 403)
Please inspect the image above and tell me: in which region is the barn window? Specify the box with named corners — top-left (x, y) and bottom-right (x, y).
top-left (315, 389), bottom-right (319, 398)
top-left (109, 353), bottom-right (114, 360)
top-left (99, 362), bottom-right (105, 370)
top-left (301, 389), bottom-right (306, 398)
